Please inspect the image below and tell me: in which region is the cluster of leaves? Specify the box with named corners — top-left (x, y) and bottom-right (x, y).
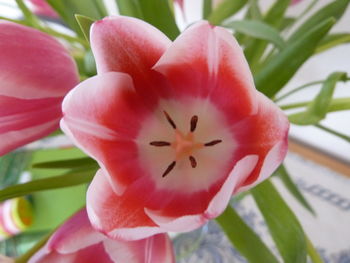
top-left (0, 0), bottom-right (349, 262)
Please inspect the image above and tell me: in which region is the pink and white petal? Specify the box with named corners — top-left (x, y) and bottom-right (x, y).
top-left (47, 209), bottom-right (105, 254)
top-left (232, 92), bottom-right (289, 190)
top-left (144, 209), bottom-right (207, 233)
top-left (144, 155), bottom-right (258, 232)
top-left (103, 234), bottom-right (175, 263)
top-left (154, 21), bottom-right (257, 123)
top-left (28, 249), bottom-right (76, 263)
top-left (61, 72), bottom-right (151, 190)
top-left (87, 170), bottom-right (163, 241)
top-left (0, 95), bottom-right (62, 134)
top-left (205, 155), bottom-right (258, 217)
top-left (91, 16), bottom-right (171, 102)
top-left (0, 21), bottom-right (78, 99)
top-left (29, 243), bottom-right (113, 263)
top-left (0, 118), bottom-right (59, 156)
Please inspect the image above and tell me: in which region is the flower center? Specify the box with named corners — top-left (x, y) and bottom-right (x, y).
top-left (149, 111), bottom-right (222, 177)
top-left (136, 98), bottom-right (235, 193)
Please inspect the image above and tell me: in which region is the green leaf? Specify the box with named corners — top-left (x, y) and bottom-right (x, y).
top-left (251, 180), bottom-right (307, 263)
top-left (32, 157), bottom-right (98, 169)
top-left (280, 97), bottom-right (350, 112)
top-left (216, 206), bottom-right (279, 263)
top-left (225, 20), bottom-right (285, 49)
top-left (0, 151), bottom-right (32, 189)
top-left (15, 0), bottom-right (41, 28)
top-left (255, 18), bottom-right (335, 98)
top-left (0, 169), bottom-right (95, 202)
top-left (276, 165), bottom-right (315, 214)
top-left (247, 0), bottom-right (262, 20)
top-left (117, 0), bottom-right (180, 40)
top-left (84, 49), bottom-right (97, 76)
top-left (115, 0), bottom-right (143, 18)
top-left (47, 0), bottom-right (107, 37)
top-left (306, 236), bottom-right (324, 263)
top-left (203, 0), bottom-right (213, 19)
top-left (315, 124), bottom-right (350, 144)
top-left (288, 0), bottom-right (350, 43)
top-left (75, 14), bottom-right (96, 42)
top-left (137, 0), bottom-right (180, 40)
top-left (244, 0), bottom-right (290, 69)
top-left (288, 72), bottom-right (347, 125)
top-left (207, 0), bottom-right (248, 25)
top-left (315, 33), bottom-right (350, 54)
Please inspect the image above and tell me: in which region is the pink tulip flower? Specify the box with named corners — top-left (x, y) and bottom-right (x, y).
top-left (28, 0), bottom-right (58, 18)
top-left (29, 208), bottom-right (175, 263)
top-left (0, 21), bottom-right (78, 156)
top-left (61, 16), bottom-right (289, 240)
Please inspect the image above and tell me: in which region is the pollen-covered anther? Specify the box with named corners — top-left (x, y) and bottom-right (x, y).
top-left (204, 139), bottom-right (222, 146)
top-left (162, 161), bottom-right (176, 177)
top-left (189, 156), bottom-right (197, 168)
top-left (163, 110), bottom-right (176, 129)
top-left (190, 115), bottom-right (198, 132)
top-left (150, 141), bottom-right (171, 146)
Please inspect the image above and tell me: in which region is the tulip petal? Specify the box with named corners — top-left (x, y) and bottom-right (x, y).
top-left (0, 21), bottom-right (78, 99)
top-left (232, 93), bottom-right (289, 191)
top-left (61, 72), bottom-right (152, 192)
top-left (0, 119), bottom-right (59, 156)
top-left (144, 154), bottom-right (258, 232)
top-left (48, 209), bottom-right (105, 254)
top-left (87, 170), bottom-right (163, 241)
top-left (91, 16), bottom-right (171, 103)
top-left (29, 243), bottom-right (113, 263)
top-left (0, 96), bottom-right (62, 133)
top-left (154, 21), bottom-right (257, 123)
top-left (103, 234), bottom-right (175, 263)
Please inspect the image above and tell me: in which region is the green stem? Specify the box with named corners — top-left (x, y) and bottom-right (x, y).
top-left (306, 236), bottom-right (324, 263)
top-left (15, 0), bottom-right (41, 28)
top-left (296, 0), bottom-right (318, 22)
top-left (280, 97), bottom-right (350, 111)
top-left (276, 77), bottom-right (350, 102)
top-left (275, 80), bottom-right (324, 102)
top-left (315, 124), bottom-right (350, 143)
top-left (42, 26), bottom-right (89, 48)
top-left (0, 16), bottom-right (27, 25)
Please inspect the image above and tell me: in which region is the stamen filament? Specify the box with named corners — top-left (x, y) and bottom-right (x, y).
top-left (163, 111), bottom-right (176, 129)
top-left (162, 161), bottom-right (176, 177)
top-left (204, 139), bottom-right (222, 146)
top-left (189, 156), bottom-right (197, 168)
top-left (190, 115), bottom-right (198, 132)
top-left (150, 141), bottom-right (171, 147)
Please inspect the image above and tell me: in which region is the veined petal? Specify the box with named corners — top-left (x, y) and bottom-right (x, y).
top-left (91, 16), bottom-right (171, 103)
top-left (0, 95), bottom-right (62, 133)
top-left (87, 170), bottom-right (163, 241)
top-left (154, 21), bottom-right (257, 123)
top-left (61, 72), bottom-right (151, 191)
top-left (0, 21), bottom-right (78, 99)
top-left (103, 234), bottom-right (175, 263)
top-left (144, 154), bottom-right (258, 232)
top-left (47, 209), bottom-right (105, 254)
top-left (232, 93), bottom-right (289, 191)
top-left (0, 119), bottom-right (59, 156)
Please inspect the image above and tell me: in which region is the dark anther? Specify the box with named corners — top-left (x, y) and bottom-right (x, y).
top-left (150, 141), bottom-right (171, 147)
top-left (189, 156), bottom-right (197, 168)
top-left (163, 111), bottom-right (176, 129)
top-left (190, 115), bottom-right (198, 132)
top-left (204, 139), bottom-right (222, 147)
top-left (162, 161), bottom-right (176, 177)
